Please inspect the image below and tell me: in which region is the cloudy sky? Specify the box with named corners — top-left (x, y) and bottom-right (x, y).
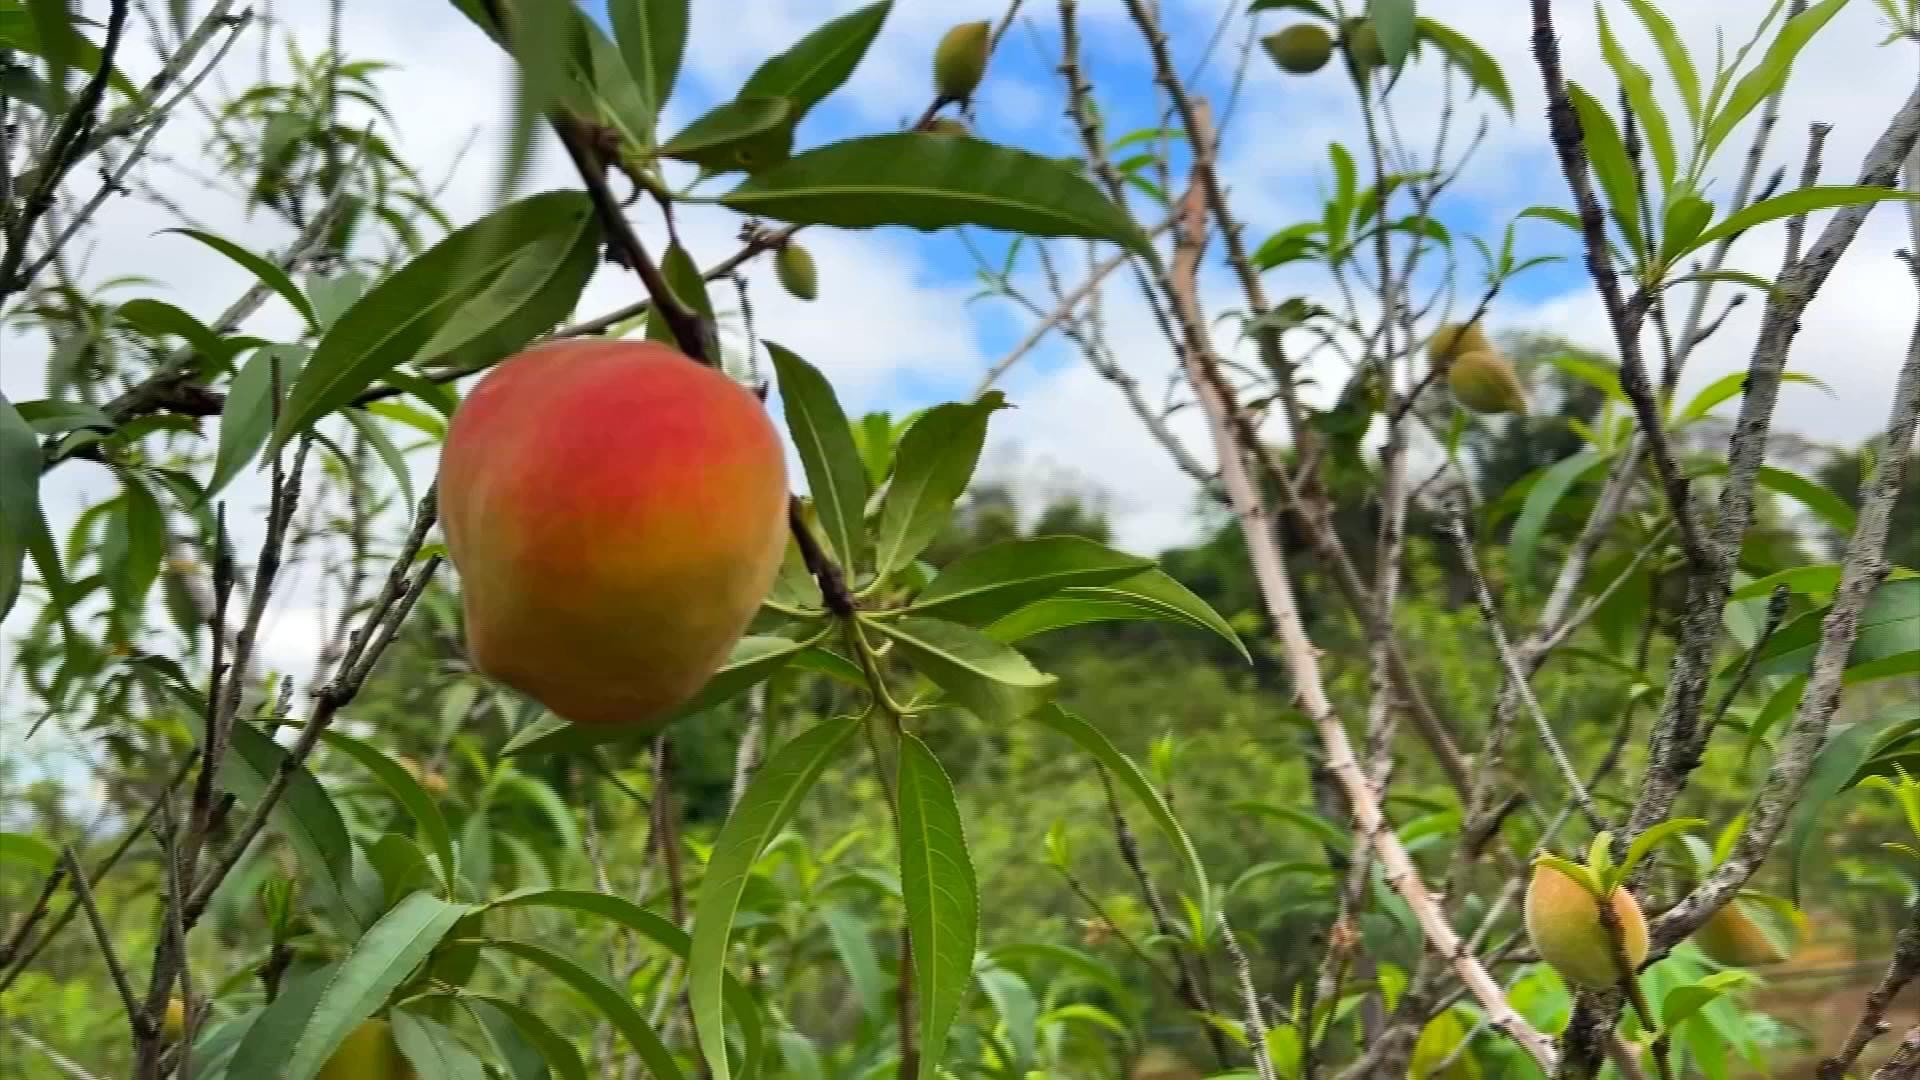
top-left (5, 0), bottom-right (1920, 696)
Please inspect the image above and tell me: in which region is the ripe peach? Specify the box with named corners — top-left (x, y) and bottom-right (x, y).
top-left (1524, 862), bottom-right (1648, 990)
top-left (440, 339), bottom-right (789, 730)
top-left (1694, 899), bottom-right (1797, 967)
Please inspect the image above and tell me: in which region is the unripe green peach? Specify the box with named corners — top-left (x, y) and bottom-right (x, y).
top-left (439, 339), bottom-right (789, 731)
top-left (1426, 320), bottom-right (1493, 366)
top-left (934, 21), bottom-right (992, 102)
top-left (1694, 899), bottom-right (1798, 967)
top-left (1524, 863), bottom-right (1648, 990)
top-left (1342, 18), bottom-right (1386, 72)
top-left (317, 1018), bottom-right (415, 1080)
top-left (1262, 24), bottom-right (1334, 75)
top-left (776, 243), bottom-right (818, 301)
top-left (1447, 350), bottom-right (1529, 415)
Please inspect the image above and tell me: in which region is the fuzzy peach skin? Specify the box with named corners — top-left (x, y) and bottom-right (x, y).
top-left (1524, 862), bottom-right (1648, 990)
top-left (440, 339), bottom-right (789, 729)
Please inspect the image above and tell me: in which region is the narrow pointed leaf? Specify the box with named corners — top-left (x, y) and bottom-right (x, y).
top-left (897, 733), bottom-right (978, 1080)
top-left (609, 0), bottom-right (689, 122)
top-left (767, 341), bottom-right (867, 570)
top-left (689, 713), bottom-right (864, 1080)
top-left (487, 939), bottom-right (684, 1080)
top-left (723, 134), bottom-right (1151, 256)
top-left (872, 617), bottom-right (1056, 722)
top-left (738, 2), bottom-right (891, 122)
top-left (164, 229), bottom-right (319, 332)
top-left (874, 393), bottom-right (1007, 579)
top-left (1, 392), bottom-right (45, 620)
top-left (907, 536), bottom-right (1152, 625)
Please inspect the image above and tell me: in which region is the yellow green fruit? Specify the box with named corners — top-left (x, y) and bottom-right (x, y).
top-left (316, 1018), bottom-right (414, 1080)
top-left (1524, 863), bottom-right (1648, 990)
top-left (1130, 1047), bottom-right (1200, 1080)
top-left (162, 997), bottom-right (186, 1043)
top-left (439, 339), bottom-right (790, 731)
top-left (1342, 18), bottom-right (1386, 71)
top-left (934, 20), bottom-right (992, 102)
top-left (1447, 351), bottom-right (1529, 415)
top-left (1427, 320), bottom-right (1493, 366)
top-left (776, 243), bottom-right (818, 301)
top-left (1693, 899), bottom-right (1797, 967)
top-left (1262, 24), bottom-right (1334, 75)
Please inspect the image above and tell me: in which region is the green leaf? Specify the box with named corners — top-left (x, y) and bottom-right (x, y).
top-left (1661, 192), bottom-right (1714, 264)
top-left (1756, 465), bottom-right (1858, 536)
top-left (1674, 369), bottom-right (1830, 427)
top-left (463, 994), bottom-right (588, 1080)
top-left (0, 831), bottom-right (57, 874)
top-left (819, 904), bottom-right (888, 1021)
top-left (1620, 818), bottom-right (1705, 880)
top-left (1414, 18), bottom-right (1513, 115)
top-left (1509, 450), bottom-right (1609, 582)
top-left (661, 96), bottom-right (794, 175)
top-left (738, 2), bottom-right (891, 124)
top-left (1700, 0), bottom-right (1848, 162)
top-left (645, 240), bottom-right (716, 349)
top-left (897, 733), bottom-right (978, 1080)
top-left (219, 719), bottom-right (379, 932)
top-left (271, 190), bottom-right (599, 453)
top-left (221, 964), bottom-right (338, 1080)
top-left (1549, 355), bottom-right (1629, 407)
top-left (232, 891), bottom-right (467, 1080)
top-left (164, 229), bottom-right (320, 333)
top-left (690, 713), bottom-right (864, 1080)
top-left (320, 730), bottom-right (456, 885)
top-left (985, 567), bottom-right (1249, 661)
top-left (1031, 704), bottom-right (1209, 916)
top-left (870, 617), bottom-right (1057, 723)
top-left (1623, 0), bottom-right (1700, 129)
top-left (976, 965), bottom-right (1038, 1067)
top-left (12, 398), bottom-right (113, 435)
top-left (775, 1031), bottom-right (825, 1080)
top-left (907, 536), bottom-right (1152, 625)
top-left (116, 298), bottom-right (233, 363)
top-left (342, 408), bottom-right (416, 506)
top-left (208, 345), bottom-right (306, 500)
top-left (767, 341), bottom-right (868, 570)
top-left (1234, 800), bottom-right (1353, 855)
top-left (873, 394), bottom-right (1008, 579)
top-left (1596, 7), bottom-right (1674, 191)
top-left (108, 471), bottom-right (165, 613)
top-left (1785, 707), bottom-right (1911, 900)
top-left (1755, 578), bottom-right (1920, 679)
top-left (1565, 81), bottom-right (1644, 260)
top-left (392, 1011), bottom-right (488, 1080)
top-left (502, 634), bottom-right (817, 756)
top-left (1368, 0), bottom-right (1416, 69)
top-left (487, 939), bottom-right (684, 1080)
top-left (488, 888), bottom-right (765, 1080)
top-left (609, 0), bottom-right (689, 124)
top-left (722, 133), bottom-right (1151, 256)
top-left (1686, 185), bottom-right (1920, 256)
top-left (1660, 971), bottom-right (1753, 1033)
top-left (0, 393), bottom-right (45, 620)
top-left (1731, 564), bottom-right (1841, 602)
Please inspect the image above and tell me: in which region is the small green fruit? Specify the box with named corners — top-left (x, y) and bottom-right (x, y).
top-left (934, 21), bottom-right (992, 102)
top-left (1524, 862), bottom-right (1648, 990)
top-left (1426, 320), bottom-right (1493, 366)
top-left (1447, 351), bottom-right (1529, 415)
top-left (162, 997), bottom-right (186, 1043)
top-left (776, 244), bottom-right (819, 301)
top-left (1342, 18), bottom-right (1386, 72)
top-left (1262, 24), bottom-right (1334, 75)
top-left (316, 1018), bottom-right (415, 1080)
